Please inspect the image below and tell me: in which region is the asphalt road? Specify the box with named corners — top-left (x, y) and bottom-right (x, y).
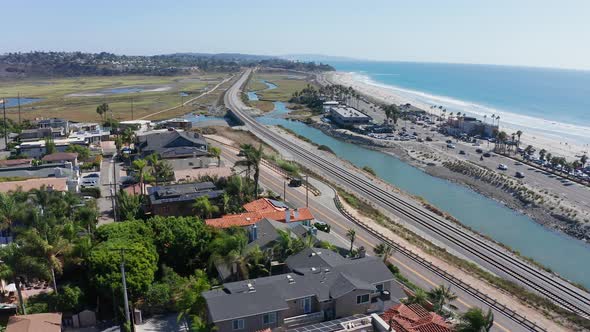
top-left (224, 69), bottom-right (590, 328)
top-left (217, 141), bottom-right (528, 332)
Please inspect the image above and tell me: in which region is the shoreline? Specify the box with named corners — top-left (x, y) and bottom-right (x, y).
top-left (324, 71), bottom-right (590, 161)
top-left (303, 119), bottom-right (590, 243)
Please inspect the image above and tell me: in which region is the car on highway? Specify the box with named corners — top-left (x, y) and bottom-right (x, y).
top-left (459, 150), bottom-right (466, 155)
top-left (498, 163), bottom-right (508, 170)
top-left (289, 178), bottom-right (303, 187)
top-left (515, 171), bottom-right (525, 178)
top-left (475, 148), bottom-right (483, 154)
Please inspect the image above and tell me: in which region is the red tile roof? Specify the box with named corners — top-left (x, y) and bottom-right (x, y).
top-left (0, 159), bottom-right (33, 167)
top-left (0, 178), bottom-right (67, 193)
top-left (243, 198), bottom-right (284, 213)
top-left (42, 152), bottom-right (78, 162)
top-left (381, 303), bottom-right (452, 332)
top-left (205, 199), bottom-right (314, 229)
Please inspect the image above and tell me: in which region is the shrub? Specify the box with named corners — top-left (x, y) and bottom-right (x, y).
top-left (81, 187), bottom-right (101, 198)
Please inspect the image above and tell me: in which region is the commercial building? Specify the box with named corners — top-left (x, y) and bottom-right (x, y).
top-left (329, 106), bottom-right (372, 126)
top-left (136, 130), bottom-right (208, 159)
top-left (203, 247), bottom-right (404, 332)
top-left (146, 181), bottom-right (224, 216)
top-left (442, 116), bottom-right (498, 138)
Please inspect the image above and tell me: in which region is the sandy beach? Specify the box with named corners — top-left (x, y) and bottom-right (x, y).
top-left (325, 71), bottom-right (589, 161)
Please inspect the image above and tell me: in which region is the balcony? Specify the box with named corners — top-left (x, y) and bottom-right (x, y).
top-left (284, 310), bottom-right (324, 327)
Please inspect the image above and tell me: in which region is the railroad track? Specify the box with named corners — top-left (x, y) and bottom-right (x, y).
top-left (225, 70), bottom-right (590, 321)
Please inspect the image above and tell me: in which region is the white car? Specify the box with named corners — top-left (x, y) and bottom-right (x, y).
top-left (498, 164), bottom-right (508, 171)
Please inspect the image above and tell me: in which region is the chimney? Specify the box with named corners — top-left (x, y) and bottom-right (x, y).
top-left (249, 224), bottom-right (258, 242)
top-left (285, 208), bottom-right (290, 223)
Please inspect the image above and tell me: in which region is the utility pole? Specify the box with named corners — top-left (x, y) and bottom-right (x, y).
top-left (17, 93), bottom-right (21, 124)
top-left (305, 175), bottom-right (309, 207)
top-left (2, 98), bottom-right (7, 151)
top-left (283, 180), bottom-right (287, 203)
top-left (109, 248), bottom-right (133, 328)
top-left (112, 158), bottom-right (118, 222)
top-left (131, 97), bottom-right (134, 120)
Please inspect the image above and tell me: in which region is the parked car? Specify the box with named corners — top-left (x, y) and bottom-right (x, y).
top-left (515, 171), bottom-right (525, 178)
top-left (459, 150), bottom-right (466, 155)
top-left (446, 139), bottom-right (453, 144)
top-left (425, 137), bottom-right (433, 141)
top-left (289, 178), bottom-right (303, 187)
top-left (475, 148), bottom-right (483, 154)
top-left (483, 152), bottom-right (491, 157)
top-left (83, 173), bottom-right (100, 178)
top-left (498, 164), bottom-right (508, 170)
top-left (447, 143), bottom-right (456, 149)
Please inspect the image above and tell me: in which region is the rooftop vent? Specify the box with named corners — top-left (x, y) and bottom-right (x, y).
top-left (287, 275), bottom-right (295, 284)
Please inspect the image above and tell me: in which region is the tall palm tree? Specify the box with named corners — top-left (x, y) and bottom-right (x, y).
top-left (456, 307), bottom-right (494, 332)
top-left (0, 244), bottom-right (49, 314)
top-left (373, 242), bottom-right (394, 263)
top-left (581, 154), bottom-right (588, 168)
top-left (428, 285), bottom-right (458, 314)
top-left (273, 229), bottom-right (304, 260)
top-left (21, 228), bottom-right (72, 294)
top-left (208, 146), bottom-right (222, 167)
top-left (146, 153), bottom-right (161, 186)
top-left (0, 193), bottom-right (21, 231)
top-left (246, 145), bottom-right (263, 198)
top-left (132, 159), bottom-right (148, 196)
top-left (193, 196), bottom-right (219, 219)
top-left (516, 130), bottom-right (523, 149)
top-left (346, 229), bottom-right (356, 255)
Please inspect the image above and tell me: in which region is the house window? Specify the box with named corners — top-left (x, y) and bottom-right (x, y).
top-left (375, 283), bottom-right (384, 293)
top-left (301, 296), bottom-right (312, 313)
top-left (232, 319), bottom-right (245, 330)
top-left (263, 312), bottom-right (277, 325)
top-left (356, 294), bottom-right (370, 304)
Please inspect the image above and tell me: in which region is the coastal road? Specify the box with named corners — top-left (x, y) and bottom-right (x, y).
top-left (225, 70), bottom-right (590, 325)
top-left (215, 142), bottom-right (528, 332)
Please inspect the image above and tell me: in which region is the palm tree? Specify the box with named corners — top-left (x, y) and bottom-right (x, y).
top-left (132, 159), bottom-right (148, 196)
top-left (21, 228), bottom-right (72, 294)
top-left (0, 244), bottom-right (50, 314)
top-left (96, 103), bottom-right (110, 121)
top-left (346, 229), bottom-right (356, 255)
top-left (373, 242), bottom-right (394, 263)
top-left (405, 288), bottom-right (429, 307)
top-left (246, 145), bottom-right (263, 198)
top-left (0, 193), bottom-right (21, 231)
top-left (516, 130), bottom-right (523, 149)
top-left (193, 196), bottom-right (219, 219)
top-left (146, 153), bottom-right (161, 186)
top-left (208, 146), bottom-right (222, 167)
top-left (581, 154), bottom-right (588, 168)
top-left (539, 149), bottom-right (547, 161)
top-left (428, 285), bottom-right (458, 315)
top-left (121, 127), bottom-right (135, 146)
top-left (456, 307), bottom-right (494, 332)
top-left (273, 229), bottom-right (304, 260)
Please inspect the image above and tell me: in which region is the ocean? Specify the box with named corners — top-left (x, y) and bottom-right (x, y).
top-left (331, 61), bottom-right (590, 145)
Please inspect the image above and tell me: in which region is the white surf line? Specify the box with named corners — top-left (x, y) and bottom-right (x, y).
top-left (138, 75), bottom-right (234, 120)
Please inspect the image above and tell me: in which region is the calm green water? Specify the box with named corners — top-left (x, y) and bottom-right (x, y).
top-left (250, 80), bottom-right (590, 287)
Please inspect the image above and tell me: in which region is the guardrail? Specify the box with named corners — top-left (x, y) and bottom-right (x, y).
top-left (332, 193), bottom-right (546, 332)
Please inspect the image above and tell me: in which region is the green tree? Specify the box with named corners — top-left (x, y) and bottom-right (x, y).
top-left (428, 285), bottom-right (458, 315)
top-left (346, 229), bottom-right (356, 255)
top-left (581, 154), bottom-right (588, 168)
top-left (88, 238), bottom-right (158, 299)
top-left (405, 288), bottom-right (429, 307)
top-left (539, 149), bottom-right (547, 161)
top-left (456, 307), bottom-right (494, 332)
top-left (193, 196), bottom-right (219, 219)
top-left (208, 146), bottom-right (221, 167)
top-left (373, 242), bottom-right (394, 263)
top-left (132, 159), bottom-right (148, 196)
top-left (96, 103), bottom-right (110, 121)
top-left (65, 144), bottom-right (90, 160)
top-left (148, 216), bottom-right (214, 274)
top-left (44, 137), bottom-right (56, 155)
top-left (0, 244), bottom-right (50, 314)
top-left (0, 192), bottom-right (22, 230)
top-left (516, 130), bottom-right (523, 149)
top-left (236, 144), bottom-right (263, 197)
top-left (176, 270), bottom-right (211, 332)
top-left (273, 229), bottom-right (305, 261)
top-left (117, 190), bottom-right (144, 221)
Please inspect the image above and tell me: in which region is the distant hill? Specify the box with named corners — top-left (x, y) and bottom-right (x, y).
top-left (0, 51), bottom-right (333, 79)
top-left (281, 54), bottom-right (361, 63)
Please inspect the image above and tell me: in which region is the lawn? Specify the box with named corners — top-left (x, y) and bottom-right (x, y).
top-left (250, 73), bottom-right (312, 102)
top-left (0, 73), bottom-right (230, 122)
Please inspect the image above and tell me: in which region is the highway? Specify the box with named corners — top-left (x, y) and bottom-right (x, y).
top-left (224, 69), bottom-right (590, 329)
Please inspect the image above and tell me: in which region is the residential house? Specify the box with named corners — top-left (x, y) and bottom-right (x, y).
top-left (19, 127), bottom-right (66, 142)
top-left (380, 303), bottom-right (452, 332)
top-left (17, 137), bottom-right (87, 158)
top-left (36, 118), bottom-right (69, 133)
top-left (146, 181), bottom-right (224, 216)
top-left (42, 152), bottom-right (78, 165)
top-left (0, 159), bottom-right (32, 168)
top-left (205, 198), bottom-right (314, 229)
top-left (203, 248), bottom-right (404, 332)
top-left (119, 120), bottom-right (152, 133)
top-left (6, 313), bottom-right (62, 332)
top-left (156, 118), bottom-right (193, 130)
top-left (136, 130), bottom-right (208, 159)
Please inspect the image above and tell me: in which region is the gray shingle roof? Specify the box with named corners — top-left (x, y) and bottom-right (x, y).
top-left (203, 248), bottom-right (397, 323)
top-left (147, 181), bottom-right (223, 205)
top-left (137, 130), bottom-right (207, 158)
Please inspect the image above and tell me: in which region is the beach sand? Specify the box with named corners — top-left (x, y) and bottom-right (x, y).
top-left (325, 72), bottom-right (589, 161)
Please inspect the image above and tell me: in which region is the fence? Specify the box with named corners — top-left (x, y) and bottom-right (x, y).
top-left (333, 193), bottom-right (546, 332)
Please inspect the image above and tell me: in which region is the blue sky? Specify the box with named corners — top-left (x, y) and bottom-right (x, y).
top-left (3, 0), bottom-right (590, 70)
